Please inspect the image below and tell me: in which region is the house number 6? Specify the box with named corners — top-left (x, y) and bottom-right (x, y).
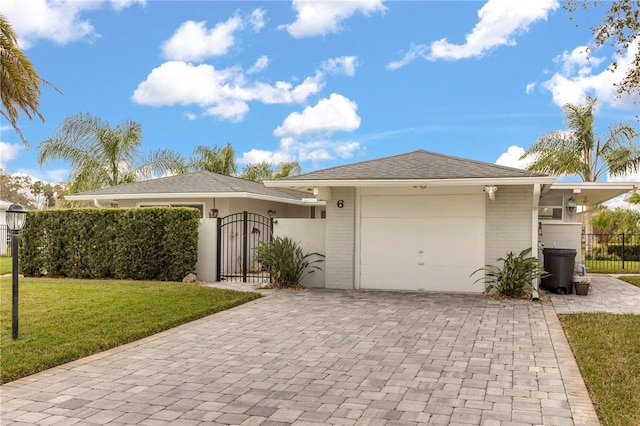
top-left (337, 200), bottom-right (344, 208)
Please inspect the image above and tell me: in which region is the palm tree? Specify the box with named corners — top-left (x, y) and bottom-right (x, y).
top-left (240, 161), bottom-right (302, 182)
top-left (274, 161), bottom-right (302, 179)
top-left (523, 96), bottom-right (639, 236)
top-left (186, 143), bottom-right (237, 175)
top-left (241, 161), bottom-right (273, 182)
top-left (522, 96), bottom-right (639, 181)
top-left (38, 112), bottom-right (184, 194)
top-left (0, 13), bottom-right (54, 148)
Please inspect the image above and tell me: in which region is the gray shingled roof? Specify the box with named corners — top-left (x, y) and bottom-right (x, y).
top-left (71, 171), bottom-right (307, 200)
top-left (279, 150), bottom-right (548, 181)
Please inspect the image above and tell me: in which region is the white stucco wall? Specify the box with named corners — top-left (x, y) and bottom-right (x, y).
top-left (325, 187), bottom-right (356, 289)
top-left (274, 219), bottom-right (326, 288)
top-left (195, 218), bottom-right (217, 282)
top-left (540, 223), bottom-right (582, 264)
top-left (485, 186), bottom-right (534, 265)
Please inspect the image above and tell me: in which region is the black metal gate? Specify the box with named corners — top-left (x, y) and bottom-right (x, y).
top-left (216, 211), bottom-right (273, 282)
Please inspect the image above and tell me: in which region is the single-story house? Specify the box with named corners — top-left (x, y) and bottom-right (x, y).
top-left (265, 150), bottom-right (636, 293)
top-left (64, 151), bottom-right (636, 292)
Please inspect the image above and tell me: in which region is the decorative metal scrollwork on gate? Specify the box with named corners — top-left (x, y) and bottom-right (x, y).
top-left (216, 211), bottom-right (273, 282)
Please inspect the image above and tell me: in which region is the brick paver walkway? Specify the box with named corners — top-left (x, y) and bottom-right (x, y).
top-left (3, 275), bottom-right (635, 425)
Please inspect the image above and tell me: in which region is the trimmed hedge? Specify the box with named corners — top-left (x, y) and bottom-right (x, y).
top-left (608, 244), bottom-right (640, 260)
top-left (19, 208), bottom-right (200, 281)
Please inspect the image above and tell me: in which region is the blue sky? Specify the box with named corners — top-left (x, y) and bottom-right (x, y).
top-left (1, 0), bottom-right (639, 187)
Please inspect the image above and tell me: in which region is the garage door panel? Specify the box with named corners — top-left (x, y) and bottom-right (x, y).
top-left (361, 265), bottom-right (481, 292)
top-left (361, 194), bottom-right (484, 218)
top-left (360, 194), bottom-right (484, 293)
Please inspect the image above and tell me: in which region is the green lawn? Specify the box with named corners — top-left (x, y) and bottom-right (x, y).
top-left (0, 278), bottom-right (261, 384)
top-left (584, 259), bottom-right (640, 273)
top-left (618, 275), bottom-right (640, 288)
top-left (561, 313), bottom-right (640, 426)
top-left (0, 255), bottom-right (11, 275)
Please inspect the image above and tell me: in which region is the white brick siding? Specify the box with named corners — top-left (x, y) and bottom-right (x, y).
top-left (325, 188), bottom-right (356, 289)
top-left (485, 186), bottom-right (534, 264)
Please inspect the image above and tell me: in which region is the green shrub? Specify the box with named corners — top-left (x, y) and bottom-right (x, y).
top-left (19, 207), bottom-right (200, 281)
top-left (471, 247), bottom-right (548, 298)
top-left (254, 237), bottom-right (324, 288)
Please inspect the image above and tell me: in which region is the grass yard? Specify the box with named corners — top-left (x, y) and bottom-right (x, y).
top-left (617, 275), bottom-right (640, 288)
top-left (0, 278), bottom-right (261, 384)
top-left (0, 255), bottom-right (11, 275)
top-left (561, 313), bottom-right (640, 426)
top-left (584, 259), bottom-right (640, 274)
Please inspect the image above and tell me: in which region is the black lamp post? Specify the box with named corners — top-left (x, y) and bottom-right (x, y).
top-left (6, 203), bottom-right (27, 340)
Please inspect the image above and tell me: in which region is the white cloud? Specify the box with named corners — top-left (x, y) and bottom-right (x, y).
top-left (386, 44), bottom-right (429, 70)
top-left (0, 142), bottom-right (23, 169)
top-left (495, 145), bottom-right (534, 169)
top-left (248, 55), bottom-right (270, 74)
top-left (205, 100), bottom-right (250, 123)
top-left (161, 9), bottom-right (266, 62)
top-left (237, 149), bottom-right (294, 165)
top-left (274, 93), bottom-right (361, 137)
top-left (387, 0), bottom-right (558, 68)
top-left (249, 8), bottom-right (266, 32)
top-left (541, 37), bottom-right (639, 109)
top-left (134, 55), bottom-right (365, 121)
top-left (321, 56), bottom-right (358, 76)
top-left (281, 0), bottom-right (386, 38)
top-left (184, 112), bottom-right (197, 121)
top-left (2, 0), bottom-right (143, 49)
top-left (525, 82), bottom-right (536, 94)
top-left (607, 172), bottom-right (640, 184)
top-left (109, 0), bottom-right (146, 11)
top-left (239, 139), bottom-right (361, 165)
top-left (429, 0), bottom-right (559, 61)
top-left (161, 17), bottom-right (243, 62)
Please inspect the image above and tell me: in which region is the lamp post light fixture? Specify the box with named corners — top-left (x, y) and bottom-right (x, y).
top-left (566, 197), bottom-right (577, 216)
top-left (6, 203), bottom-right (27, 340)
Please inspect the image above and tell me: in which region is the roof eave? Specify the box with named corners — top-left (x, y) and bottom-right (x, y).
top-left (265, 176), bottom-right (557, 189)
top-left (64, 192), bottom-right (325, 206)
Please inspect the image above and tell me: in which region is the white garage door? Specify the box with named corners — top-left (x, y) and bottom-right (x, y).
top-left (360, 194), bottom-right (484, 293)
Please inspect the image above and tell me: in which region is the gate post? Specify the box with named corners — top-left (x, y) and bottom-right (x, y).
top-left (622, 233), bottom-right (625, 270)
top-left (216, 217), bottom-right (222, 281)
top-left (242, 211), bottom-right (248, 282)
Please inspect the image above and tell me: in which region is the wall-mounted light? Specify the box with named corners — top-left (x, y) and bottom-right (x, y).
top-left (484, 186), bottom-right (498, 201)
top-left (267, 209), bottom-right (276, 218)
top-left (566, 197), bottom-right (577, 215)
top-left (209, 208), bottom-right (218, 218)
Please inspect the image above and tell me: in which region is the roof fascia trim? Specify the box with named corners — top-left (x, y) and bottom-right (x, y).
top-left (64, 192), bottom-right (325, 206)
top-left (265, 177), bottom-right (557, 188)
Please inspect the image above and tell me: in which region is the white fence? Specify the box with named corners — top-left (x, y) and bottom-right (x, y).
top-left (196, 218), bottom-right (326, 287)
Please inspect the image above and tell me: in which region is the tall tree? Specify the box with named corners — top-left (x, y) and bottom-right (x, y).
top-left (0, 13), bottom-right (54, 148)
top-left (566, 0), bottom-right (640, 102)
top-left (274, 161), bottom-right (302, 179)
top-left (38, 112), bottom-right (183, 194)
top-left (240, 161), bottom-right (302, 182)
top-left (522, 96), bottom-right (639, 181)
top-left (240, 161), bottom-right (273, 182)
top-left (186, 143), bottom-right (237, 175)
top-left (0, 169), bottom-right (35, 208)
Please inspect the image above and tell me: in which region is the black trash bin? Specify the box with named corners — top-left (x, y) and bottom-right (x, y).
top-left (542, 248), bottom-right (576, 294)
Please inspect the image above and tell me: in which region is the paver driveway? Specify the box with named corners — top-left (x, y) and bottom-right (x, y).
top-left (1, 286), bottom-right (604, 425)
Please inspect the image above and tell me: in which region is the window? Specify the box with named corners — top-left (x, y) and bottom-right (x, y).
top-left (538, 196), bottom-right (563, 220)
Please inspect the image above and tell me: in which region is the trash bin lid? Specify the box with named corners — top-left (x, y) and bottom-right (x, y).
top-left (543, 248), bottom-right (577, 256)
